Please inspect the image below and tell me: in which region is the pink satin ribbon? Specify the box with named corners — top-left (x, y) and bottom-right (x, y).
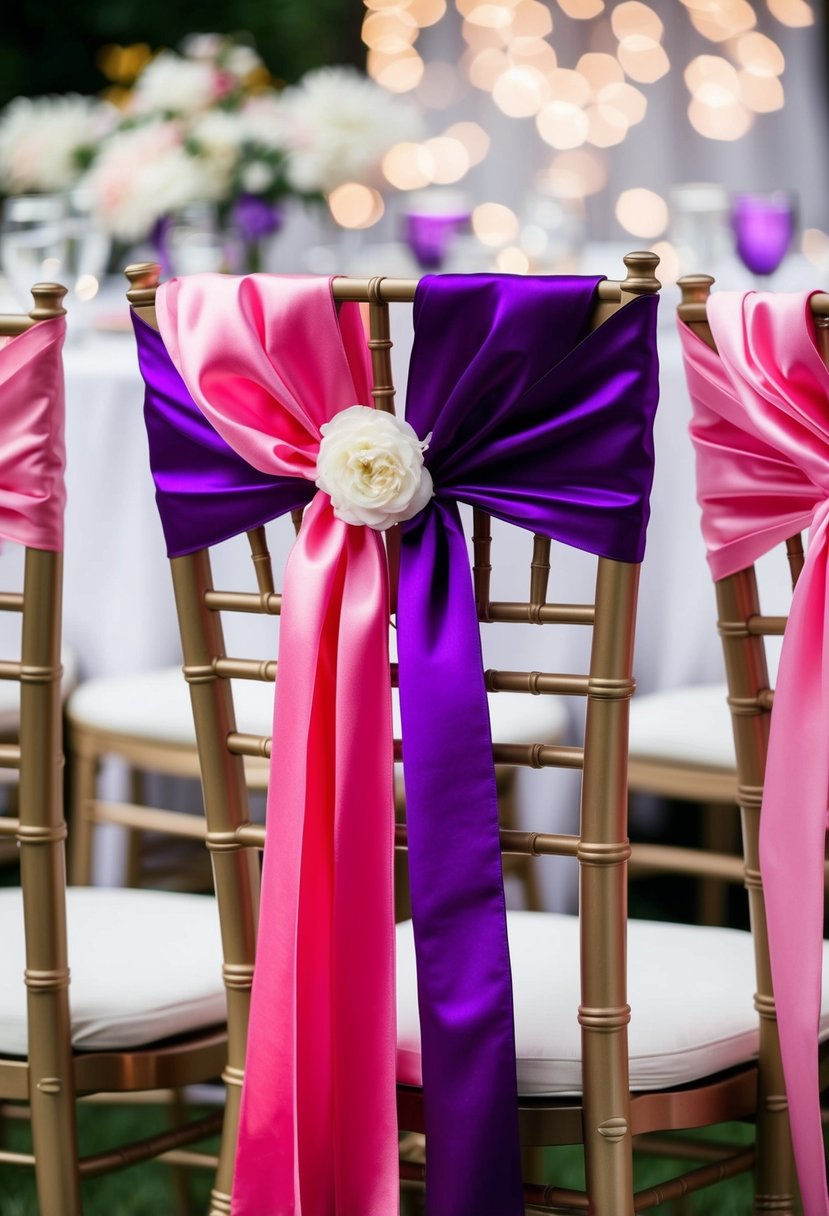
top-left (682, 290), bottom-right (829, 1216)
top-left (157, 275), bottom-right (398, 1215)
top-left (0, 316), bottom-right (66, 551)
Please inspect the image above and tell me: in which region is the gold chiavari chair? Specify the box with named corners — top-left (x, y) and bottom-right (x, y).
top-left (671, 273), bottom-right (829, 1208)
top-left (0, 285), bottom-right (229, 1215)
top-left (126, 255), bottom-right (809, 1214)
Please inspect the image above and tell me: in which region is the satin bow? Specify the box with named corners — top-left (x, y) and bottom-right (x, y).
top-left (0, 317), bottom-right (66, 551)
top-left (682, 290), bottom-right (829, 1216)
top-left (136, 272), bottom-right (659, 1216)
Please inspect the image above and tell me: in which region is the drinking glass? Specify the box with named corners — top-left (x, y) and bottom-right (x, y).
top-left (0, 195), bottom-right (68, 307)
top-left (65, 187), bottom-right (111, 301)
top-left (730, 191), bottom-right (796, 283)
top-left (401, 192), bottom-right (471, 271)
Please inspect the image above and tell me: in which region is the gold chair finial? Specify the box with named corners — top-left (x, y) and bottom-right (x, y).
top-left (29, 283), bottom-right (67, 321)
top-left (677, 274), bottom-right (715, 309)
top-left (124, 262), bottom-right (161, 309)
top-left (621, 252), bottom-right (661, 297)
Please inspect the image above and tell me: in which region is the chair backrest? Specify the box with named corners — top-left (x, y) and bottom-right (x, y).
top-left (127, 257), bottom-right (661, 1213)
top-left (0, 284), bottom-right (77, 1193)
top-left (678, 274), bottom-right (829, 1210)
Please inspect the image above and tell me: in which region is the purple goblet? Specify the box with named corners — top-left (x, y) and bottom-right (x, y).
top-left (730, 192), bottom-right (795, 280)
top-left (403, 210), bottom-right (470, 271)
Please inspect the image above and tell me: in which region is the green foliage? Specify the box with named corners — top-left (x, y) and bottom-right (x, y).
top-left (0, 0), bottom-right (363, 108)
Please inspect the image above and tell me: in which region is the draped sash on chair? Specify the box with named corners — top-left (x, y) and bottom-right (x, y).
top-left (682, 291), bottom-right (829, 1216)
top-left (0, 317), bottom-right (66, 550)
top-left (135, 272), bottom-right (659, 1216)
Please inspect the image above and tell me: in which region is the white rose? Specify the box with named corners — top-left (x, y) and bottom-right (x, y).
top-left (315, 405), bottom-right (433, 531)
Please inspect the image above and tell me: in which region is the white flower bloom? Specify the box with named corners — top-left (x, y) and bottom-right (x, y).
top-left (189, 109), bottom-right (244, 195)
top-left (131, 51), bottom-right (218, 117)
top-left (316, 405), bottom-right (433, 530)
top-left (241, 94), bottom-right (292, 152)
top-left (281, 66), bottom-right (422, 193)
top-left (240, 161), bottom-right (274, 194)
top-left (0, 94), bottom-right (116, 194)
top-left (180, 33), bottom-right (225, 61)
top-left (224, 46), bottom-right (264, 81)
top-left (84, 120), bottom-right (214, 241)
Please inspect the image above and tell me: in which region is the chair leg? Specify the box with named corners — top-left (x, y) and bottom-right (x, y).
top-left (124, 767), bottom-right (145, 888)
top-left (167, 1089), bottom-right (195, 1216)
top-left (698, 800), bottom-right (741, 926)
top-left (498, 768), bottom-right (544, 912)
top-left (68, 740), bottom-right (98, 886)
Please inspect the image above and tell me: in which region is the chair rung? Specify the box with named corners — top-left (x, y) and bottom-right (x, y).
top-left (0, 1148), bottom-right (36, 1167)
top-left (157, 1148), bottom-right (219, 1169)
top-left (486, 669), bottom-right (590, 696)
top-left (0, 817), bottom-right (20, 837)
top-left (747, 614), bottom-right (786, 636)
top-left (214, 657), bottom-right (276, 682)
top-left (395, 824), bottom-right (579, 856)
top-left (205, 590), bottom-right (281, 615)
top-left (78, 1110), bottom-right (224, 1178)
top-left (629, 844), bottom-right (744, 882)
top-left (92, 802), bottom-right (206, 840)
top-left (485, 601), bottom-right (595, 625)
top-left (0, 744), bottom-right (21, 769)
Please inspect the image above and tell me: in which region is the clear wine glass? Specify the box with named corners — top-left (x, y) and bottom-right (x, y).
top-left (65, 187), bottom-right (111, 300)
top-left (0, 195), bottom-right (68, 307)
top-left (730, 191), bottom-right (796, 285)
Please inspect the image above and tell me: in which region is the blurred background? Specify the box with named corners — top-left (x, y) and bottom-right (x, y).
top-left (1, 0), bottom-right (827, 292)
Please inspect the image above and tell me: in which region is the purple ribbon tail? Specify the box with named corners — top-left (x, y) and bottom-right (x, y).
top-left (398, 497), bottom-right (524, 1216)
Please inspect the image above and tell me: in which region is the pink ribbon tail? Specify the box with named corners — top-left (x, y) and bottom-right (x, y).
top-left (231, 493), bottom-right (398, 1216)
top-left (760, 499), bottom-right (829, 1216)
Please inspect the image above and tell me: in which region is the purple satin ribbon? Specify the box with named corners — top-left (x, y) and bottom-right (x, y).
top-left (134, 275), bottom-right (659, 1216)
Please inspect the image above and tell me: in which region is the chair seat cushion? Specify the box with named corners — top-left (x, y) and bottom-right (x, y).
top-left (67, 665), bottom-right (569, 750)
top-left (396, 910), bottom-right (829, 1095)
top-left (628, 683), bottom-right (735, 770)
top-left (0, 888), bottom-right (225, 1055)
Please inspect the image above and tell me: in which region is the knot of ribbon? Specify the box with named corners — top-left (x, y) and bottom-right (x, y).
top-left (135, 272), bottom-right (659, 1216)
top-left (0, 316), bottom-right (66, 551)
top-left (682, 290), bottom-right (829, 1216)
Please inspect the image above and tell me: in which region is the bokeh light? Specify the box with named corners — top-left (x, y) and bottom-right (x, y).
top-left (610, 2), bottom-right (663, 42)
top-left (472, 202), bottom-right (520, 245)
top-left (495, 245), bottom-right (531, 273)
top-left (444, 121), bottom-right (491, 165)
top-left (556, 0), bottom-right (604, 17)
top-left (767, 0), bottom-right (814, 26)
top-left (615, 188), bottom-right (669, 238)
top-left (328, 182), bottom-right (385, 228)
top-left (382, 142), bottom-right (432, 190)
top-left (649, 240), bottom-right (679, 284)
top-left (541, 148), bottom-right (608, 198)
top-left (492, 65), bottom-right (549, 116)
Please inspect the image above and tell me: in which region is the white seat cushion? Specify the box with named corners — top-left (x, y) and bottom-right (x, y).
top-left (628, 683), bottom-right (735, 770)
top-left (396, 910), bottom-right (829, 1095)
top-left (0, 887), bottom-right (225, 1055)
top-left (67, 665), bottom-right (569, 750)
top-left (0, 642), bottom-right (79, 734)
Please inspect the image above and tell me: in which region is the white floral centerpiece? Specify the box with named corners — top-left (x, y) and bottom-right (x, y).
top-left (0, 94), bottom-right (116, 195)
top-left (0, 34), bottom-right (424, 267)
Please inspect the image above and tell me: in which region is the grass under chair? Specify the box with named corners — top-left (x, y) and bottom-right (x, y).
top-left (0, 1110), bottom-right (757, 1214)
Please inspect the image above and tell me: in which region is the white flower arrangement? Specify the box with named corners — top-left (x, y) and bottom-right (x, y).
top-left (83, 120), bottom-right (216, 243)
top-left (316, 405), bottom-right (433, 531)
top-left (0, 94), bottom-right (116, 195)
top-left (281, 66), bottom-right (423, 194)
top-left (0, 37), bottom-right (422, 248)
